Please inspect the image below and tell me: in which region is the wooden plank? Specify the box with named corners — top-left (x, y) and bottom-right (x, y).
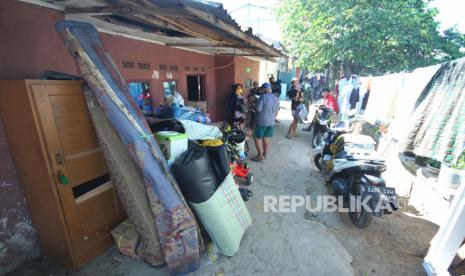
top-left (75, 181), bottom-right (112, 204)
top-left (217, 53), bottom-right (277, 57)
top-left (66, 148), bottom-right (102, 161)
top-left (99, 14), bottom-right (174, 36)
top-left (164, 16), bottom-right (238, 43)
top-left (120, 12), bottom-right (231, 44)
top-left (76, 1), bottom-right (195, 18)
top-left (165, 43), bottom-right (256, 48)
top-left (69, 231), bottom-right (115, 268)
top-left (65, 6), bottom-right (115, 15)
top-left (66, 153), bottom-right (107, 186)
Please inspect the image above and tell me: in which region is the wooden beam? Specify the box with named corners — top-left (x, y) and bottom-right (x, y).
top-left (100, 14), bottom-right (174, 36)
top-left (88, 1), bottom-right (194, 18)
top-left (216, 53), bottom-right (274, 57)
top-left (110, 12), bottom-right (178, 32)
top-left (65, 6), bottom-right (114, 15)
top-left (217, 54), bottom-right (277, 62)
top-left (166, 42), bottom-right (252, 49)
top-left (165, 43), bottom-right (256, 48)
top-left (156, 15), bottom-right (235, 44)
top-left (165, 43), bottom-right (227, 47)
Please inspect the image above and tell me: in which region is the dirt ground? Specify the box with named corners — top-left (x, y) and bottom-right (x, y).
top-left (10, 101), bottom-right (441, 276)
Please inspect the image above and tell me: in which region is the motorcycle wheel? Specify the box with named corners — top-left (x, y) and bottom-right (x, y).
top-left (312, 132), bottom-right (321, 148)
top-left (314, 153), bottom-right (323, 171)
top-left (246, 173), bottom-right (254, 185)
top-left (348, 210), bottom-right (374, 229)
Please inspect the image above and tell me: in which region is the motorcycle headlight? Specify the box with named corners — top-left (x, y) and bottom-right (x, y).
top-left (345, 143), bottom-right (355, 149)
top-left (319, 119), bottom-right (328, 125)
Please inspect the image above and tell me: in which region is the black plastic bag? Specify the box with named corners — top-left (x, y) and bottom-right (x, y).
top-left (149, 118), bottom-right (185, 134)
top-left (172, 147), bottom-right (218, 203)
top-left (206, 145), bottom-right (230, 184)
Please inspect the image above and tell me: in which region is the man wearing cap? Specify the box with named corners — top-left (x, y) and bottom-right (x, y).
top-left (253, 82), bottom-right (280, 161)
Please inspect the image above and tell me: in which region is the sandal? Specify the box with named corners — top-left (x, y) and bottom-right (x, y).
top-left (302, 127), bottom-right (312, 132)
top-left (251, 156), bottom-right (265, 162)
top-left (239, 188), bottom-right (253, 201)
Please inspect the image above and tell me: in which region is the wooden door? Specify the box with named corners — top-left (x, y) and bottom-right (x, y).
top-left (30, 82), bottom-right (122, 242)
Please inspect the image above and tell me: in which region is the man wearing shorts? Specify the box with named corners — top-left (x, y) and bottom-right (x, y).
top-left (286, 78), bottom-right (301, 139)
top-left (253, 83), bottom-right (280, 161)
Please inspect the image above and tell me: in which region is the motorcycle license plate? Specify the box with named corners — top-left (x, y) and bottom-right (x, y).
top-left (323, 154), bottom-right (332, 161)
top-left (360, 185), bottom-right (396, 202)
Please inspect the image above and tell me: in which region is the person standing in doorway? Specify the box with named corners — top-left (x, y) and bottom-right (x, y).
top-left (286, 78), bottom-right (301, 139)
top-left (253, 83), bottom-right (280, 162)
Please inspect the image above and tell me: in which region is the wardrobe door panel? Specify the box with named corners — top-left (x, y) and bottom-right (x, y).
top-left (30, 84), bottom-right (84, 242)
top-left (30, 83), bottom-right (119, 242)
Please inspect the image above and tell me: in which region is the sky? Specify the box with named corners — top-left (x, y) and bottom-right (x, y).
top-left (218, 0), bottom-right (465, 42)
top-left (430, 0), bottom-right (465, 32)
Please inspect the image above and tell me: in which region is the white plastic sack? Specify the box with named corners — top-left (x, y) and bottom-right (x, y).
top-left (180, 119), bottom-right (223, 140)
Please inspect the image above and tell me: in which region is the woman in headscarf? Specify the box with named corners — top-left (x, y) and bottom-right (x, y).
top-left (229, 83), bottom-right (246, 130)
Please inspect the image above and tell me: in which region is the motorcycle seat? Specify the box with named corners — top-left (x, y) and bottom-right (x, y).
top-left (334, 150), bottom-right (348, 159)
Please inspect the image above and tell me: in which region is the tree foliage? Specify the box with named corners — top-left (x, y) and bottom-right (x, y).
top-left (276, 0), bottom-right (465, 75)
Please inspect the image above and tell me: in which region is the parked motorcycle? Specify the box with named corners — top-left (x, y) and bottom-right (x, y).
top-left (311, 105), bottom-right (334, 148)
top-left (314, 122), bottom-right (398, 228)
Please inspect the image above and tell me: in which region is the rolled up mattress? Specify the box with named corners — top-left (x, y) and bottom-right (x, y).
top-left (190, 173), bottom-right (252, 256)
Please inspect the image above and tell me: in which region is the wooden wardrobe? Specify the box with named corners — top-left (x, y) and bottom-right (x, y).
top-left (0, 80), bottom-right (125, 269)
